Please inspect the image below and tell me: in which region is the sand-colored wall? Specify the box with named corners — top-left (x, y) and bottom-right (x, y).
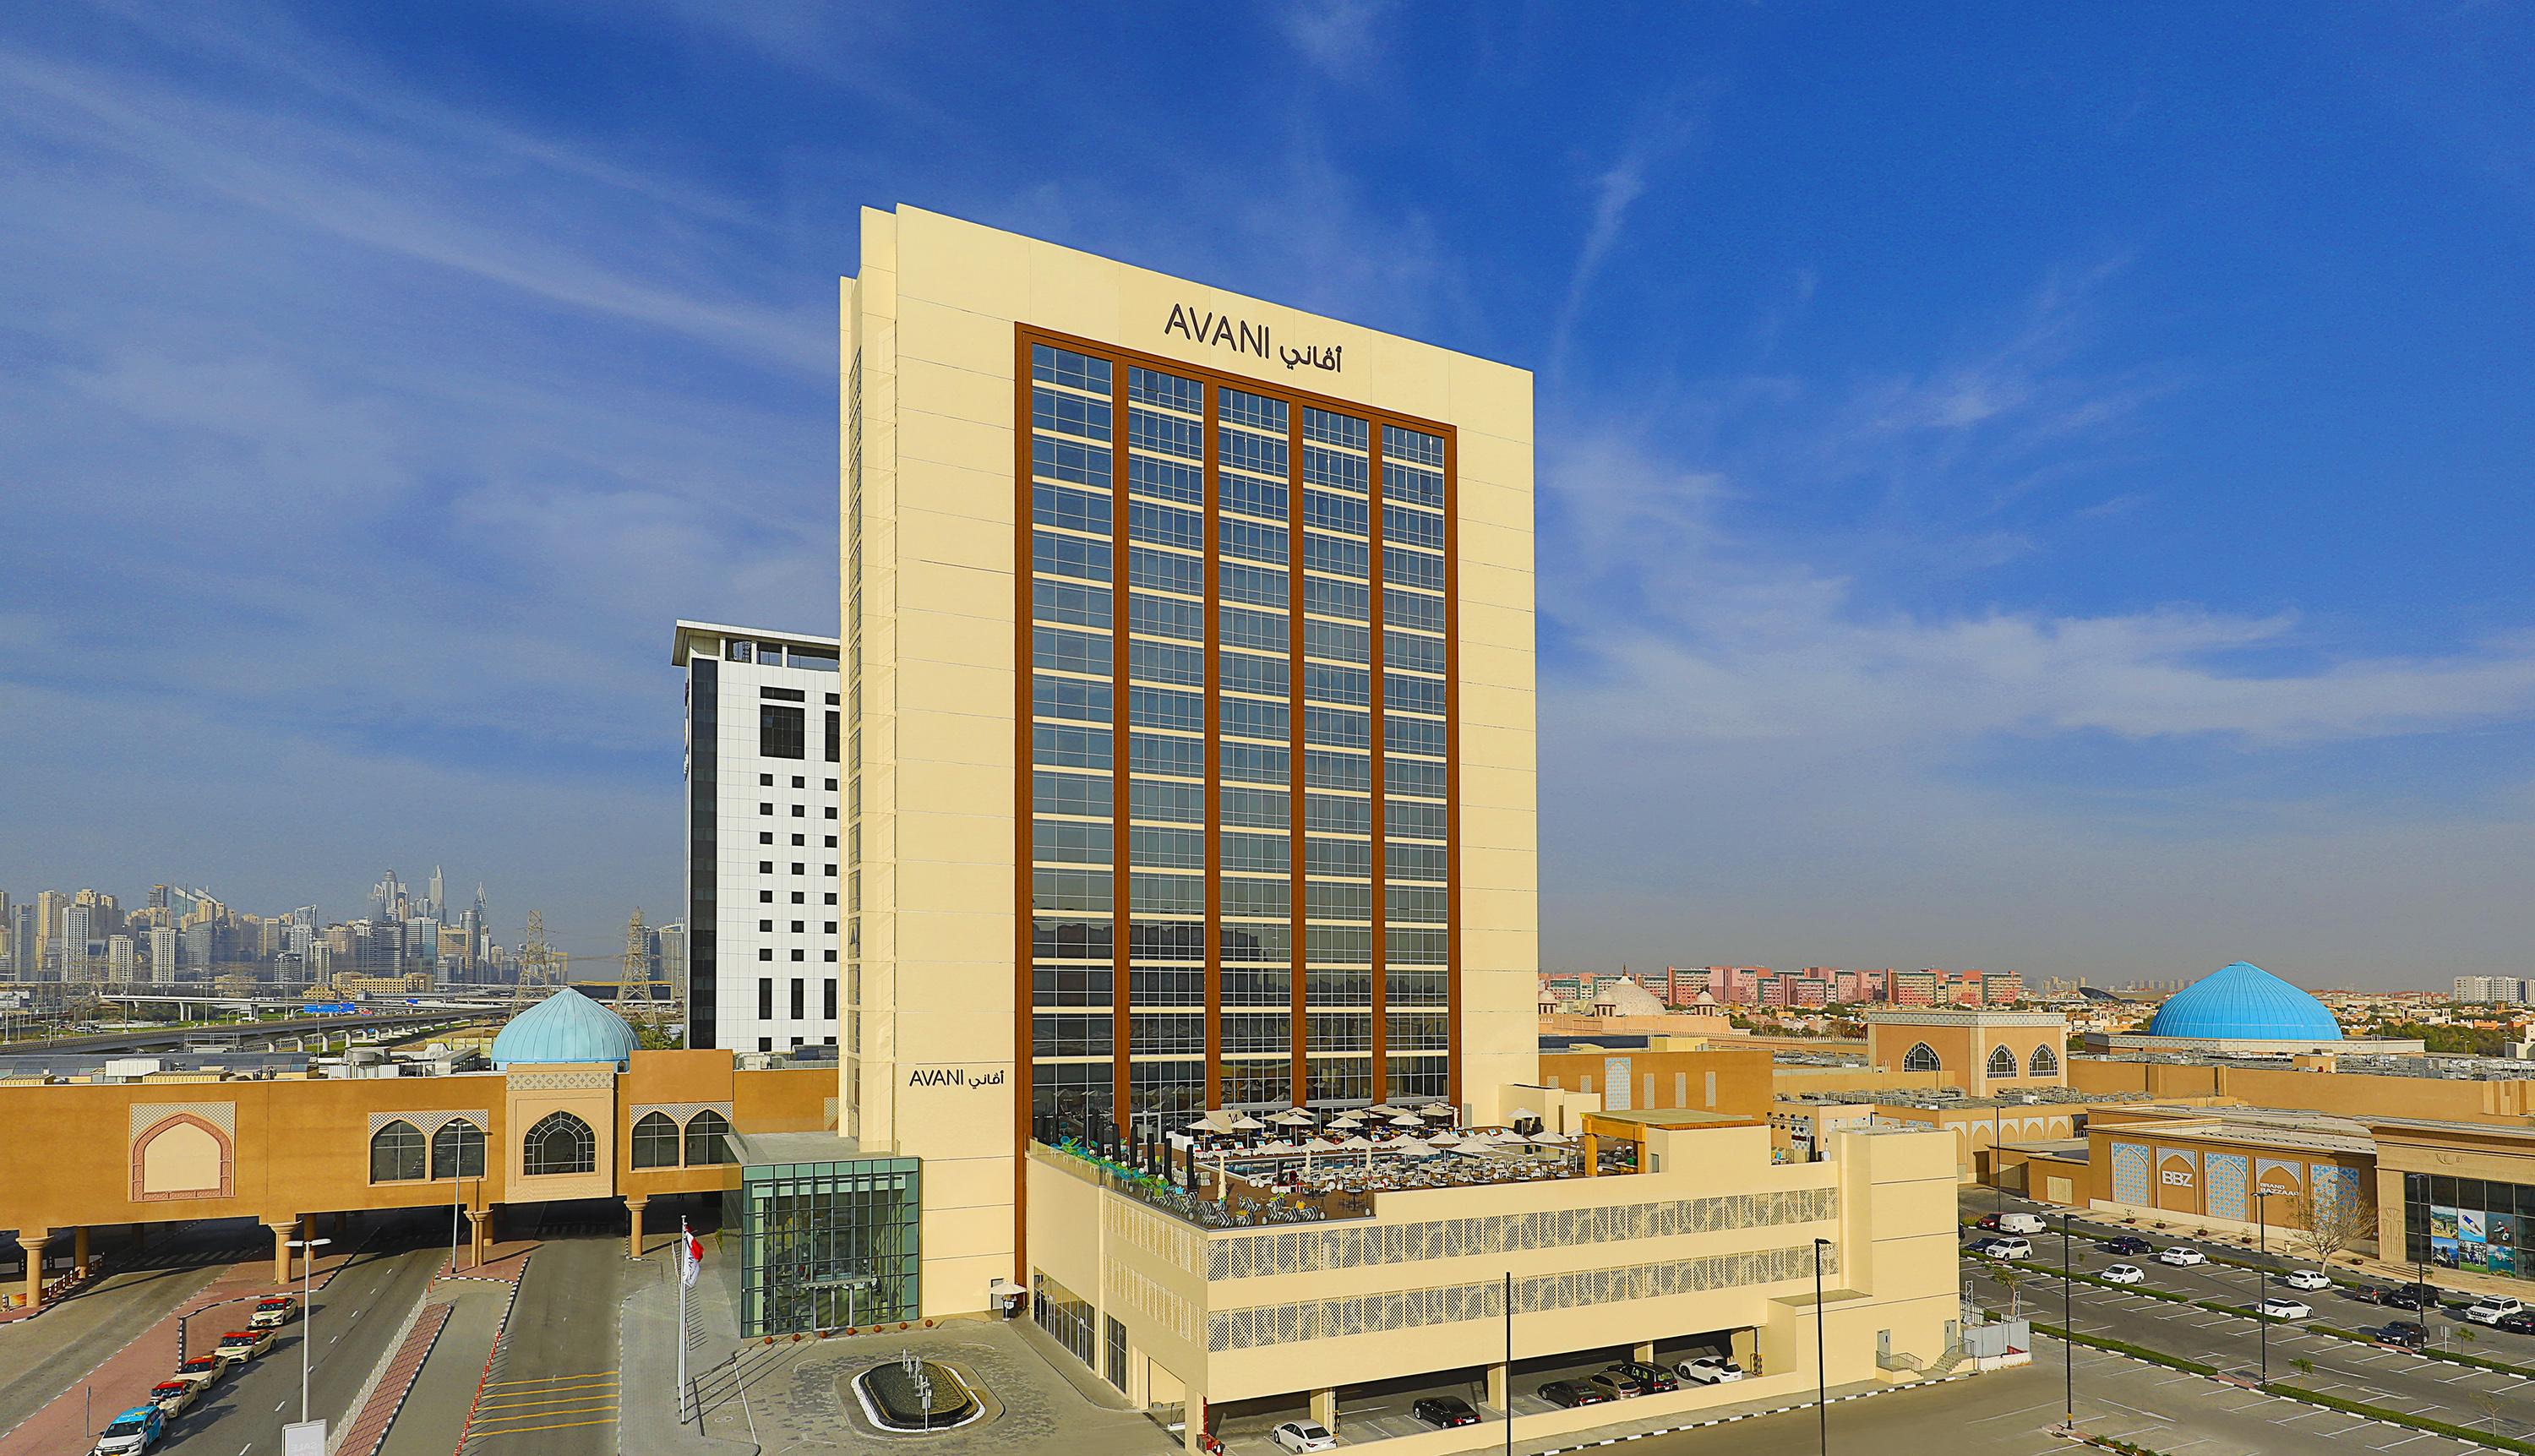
top-left (1538, 1046), bottom-right (1773, 1119)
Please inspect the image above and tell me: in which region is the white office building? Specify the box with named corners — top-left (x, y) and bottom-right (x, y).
top-left (672, 621), bottom-right (842, 1052)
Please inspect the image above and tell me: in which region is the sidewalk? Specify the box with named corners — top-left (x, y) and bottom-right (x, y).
top-left (376, 1281), bottom-right (512, 1456)
top-left (620, 1257), bottom-right (756, 1456)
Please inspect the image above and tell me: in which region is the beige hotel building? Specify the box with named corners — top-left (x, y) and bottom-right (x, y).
top-left (834, 207), bottom-right (1962, 1446)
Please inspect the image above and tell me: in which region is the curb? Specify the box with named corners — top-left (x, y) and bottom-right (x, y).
top-left (1527, 1373), bottom-right (1976, 1456)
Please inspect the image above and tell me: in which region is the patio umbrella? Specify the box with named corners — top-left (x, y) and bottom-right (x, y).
top-left (1232, 1115), bottom-right (1266, 1130)
top-left (1387, 1113), bottom-right (1424, 1128)
top-left (1271, 1110), bottom-right (1316, 1126)
top-left (1338, 1134), bottom-right (1380, 1167)
top-left (1505, 1107), bottom-right (1540, 1124)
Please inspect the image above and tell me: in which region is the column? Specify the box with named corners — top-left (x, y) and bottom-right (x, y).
top-left (1182, 1393), bottom-right (1208, 1454)
top-left (17, 1230), bottom-right (47, 1311)
top-left (1581, 1131), bottom-right (1600, 1176)
top-left (1485, 1361), bottom-right (1508, 1414)
top-left (1309, 1387), bottom-right (1338, 1433)
top-left (268, 1219), bottom-right (297, 1284)
top-left (1632, 1340), bottom-right (1655, 1366)
top-left (626, 1197), bottom-right (649, 1261)
top-left (468, 1208), bottom-right (491, 1268)
top-left (72, 1226), bottom-right (90, 1275)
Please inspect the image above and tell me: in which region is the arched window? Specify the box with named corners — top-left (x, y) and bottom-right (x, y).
top-left (630, 1111), bottom-right (681, 1169)
top-left (684, 1110), bottom-right (734, 1167)
top-left (1987, 1045), bottom-right (2020, 1077)
top-left (2029, 1044), bottom-right (2061, 1077)
top-left (431, 1119), bottom-right (486, 1179)
top-left (369, 1120), bottom-right (425, 1182)
top-left (1902, 1042), bottom-right (1943, 1073)
top-left (523, 1111), bottom-right (595, 1176)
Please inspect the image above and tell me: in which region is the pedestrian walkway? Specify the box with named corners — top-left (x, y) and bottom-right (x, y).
top-left (333, 1299), bottom-right (454, 1456)
top-left (378, 1281), bottom-right (513, 1456)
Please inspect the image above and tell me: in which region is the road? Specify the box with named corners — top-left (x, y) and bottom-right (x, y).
top-left (0, 1223), bottom-right (262, 1436)
top-left (458, 1212), bottom-right (624, 1456)
top-left (159, 1211), bottom-right (444, 1456)
top-left (1596, 1344), bottom-right (2499, 1456)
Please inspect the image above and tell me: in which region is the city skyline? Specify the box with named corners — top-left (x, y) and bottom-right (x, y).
top-left (8, 8), bottom-right (2535, 985)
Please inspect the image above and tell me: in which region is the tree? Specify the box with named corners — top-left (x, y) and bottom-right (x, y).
top-left (1993, 1265), bottom-right (2026, 1318)
top-left (2291, 1179), bottom-right (2377, 1268)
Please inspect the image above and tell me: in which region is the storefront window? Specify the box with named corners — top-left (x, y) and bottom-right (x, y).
top-left (2413, 1172), bottom-right (2535, 1279)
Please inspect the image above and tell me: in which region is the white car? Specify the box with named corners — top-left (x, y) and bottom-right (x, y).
top-left (2467, 1296), bottom-right (2526, 1326)
top-left (1273, 1421), bottom-right (1338, 1453)
top-left (2156, 1247), bottom-right (2205, 1267)
top-left (2259, 1297), bottom-right (2313, 1321)
top-left (2281, 1269), bottom-right (2331, 1291)
top-left (1986, 1237), bottom-right (2033, 1261)
top-left (2102, 1263), bottom-right (2146, 1284)
top-left (1676, 1355), bottom-right (1746, 1385)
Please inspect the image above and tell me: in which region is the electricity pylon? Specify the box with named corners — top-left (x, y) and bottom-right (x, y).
top-left (619, 908), bottom-right (654, 1022)
top-left (519, 910), bottom-right (559, 990)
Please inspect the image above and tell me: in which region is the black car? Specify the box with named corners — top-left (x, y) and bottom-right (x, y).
top-left (1611, 1361), bottom-right (1679, 1393)
top-left (2099, 1236), bottom-right (2151, 1256)
top-left (2381, 1320), bottom-right (2428, 1349)
top-left (1412, 1397), bottom-right (1479, 1428)
top-left (2495, 1311), bottom-right (2535, 1335)
top-left (1538, 1381), bottom-right (1611, 1408)
top-left (2378, 1287), bottom-right (2430, 1311)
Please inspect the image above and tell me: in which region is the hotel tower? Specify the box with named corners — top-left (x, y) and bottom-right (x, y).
top-left (839, 206), bottom-right (1539, 1305)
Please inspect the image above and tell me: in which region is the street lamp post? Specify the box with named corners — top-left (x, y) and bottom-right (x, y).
top-left (286, 1235), bottom-right (332, 1426)
top-left (1813, 1237), bottom-right (1833, 1456)
top-left (2254, 1193), bottom-right (2271, 1385)
top-left (1992, 1107), bottom-right (2004, 1217)
top-left (2060, 1213), bottom-right (2075, 1431)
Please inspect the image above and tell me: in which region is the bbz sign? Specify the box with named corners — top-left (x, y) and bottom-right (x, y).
top-left (2161, 1170), bottom-right (2193, 1186)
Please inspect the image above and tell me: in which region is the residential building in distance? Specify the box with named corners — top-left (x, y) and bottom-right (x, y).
top-left (2457, 975), bottom-right (2530, 1006)
top-left (671, 620), bottom-right (842, 1054)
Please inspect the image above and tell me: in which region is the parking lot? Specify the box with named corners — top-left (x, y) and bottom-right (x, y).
top-left (1960, 1224), bottom-right (2535, 1444)
top-left (1208, 1331), bottom-right (1748, 1449)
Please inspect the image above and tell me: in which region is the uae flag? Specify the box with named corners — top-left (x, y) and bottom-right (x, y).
top-left (681, 1226), bottom-right (704, 1289)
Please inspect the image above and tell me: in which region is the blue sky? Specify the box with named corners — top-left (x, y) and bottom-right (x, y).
top-left (4, 3), bottom-right (2533, 985)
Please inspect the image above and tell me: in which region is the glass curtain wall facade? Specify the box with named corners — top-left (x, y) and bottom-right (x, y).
top-left (725, 1155), bottom-right (922, 1336)
top-left (1020, 331), bottom-right (1455, 1137)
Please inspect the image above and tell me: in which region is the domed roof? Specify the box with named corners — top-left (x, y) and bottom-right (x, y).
top-left (489, 986), bottom-right (641, 1069)
top-left (2147, 962), bottom-right (2341, 1043)
top-left (1593, 977), bottom-right (1667, 1016)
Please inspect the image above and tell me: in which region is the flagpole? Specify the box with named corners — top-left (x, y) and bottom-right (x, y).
top-left (677, 1215), bottom-right (690, 1424)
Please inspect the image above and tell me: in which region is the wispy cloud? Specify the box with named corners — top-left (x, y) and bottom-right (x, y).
top-left (1547, 97), bottom-right (1706, 380)
top-left (1272, 0), bottom-right (1403, 83)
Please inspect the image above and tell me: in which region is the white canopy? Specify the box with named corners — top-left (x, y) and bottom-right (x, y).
top-left (1338, 1135), bottom-right (1380, 1150)
top-left (1232, 1115), bottom-right (1268, 1130)
top-left (1271, 1110), bottom-right (1317, 1126)
top-left (1387, 1113), bottom-right (1425, 1127)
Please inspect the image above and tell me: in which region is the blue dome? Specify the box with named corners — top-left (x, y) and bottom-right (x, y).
top-left (489, 986), bottom-right (641, 1069)
top-left (2146, 962), bottom-right (2341, 1043)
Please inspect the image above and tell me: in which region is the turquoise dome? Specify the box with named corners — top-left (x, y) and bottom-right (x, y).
top-left (489, 986), bottom-right (641, 1069)
top-left (2146, 962), bottom-right (2341, 1043)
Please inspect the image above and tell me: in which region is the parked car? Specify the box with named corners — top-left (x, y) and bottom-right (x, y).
top-left (2156, 1247), bottom-right (2205, 1267)
top-left (2102, 1263), bottom-right (2146, 1284)
top-left (1976, 1213), bottom-right (2004, 1231)
top-left (1611, 1361), bottom-right (1678, 1393)
top-left (249, 1296), bottom-right (297, 1330)
top-left (2467, 1296), bottom-right (2526, 1326)
top-left (1411, 1397), bottom-right (1479, 1428)
top-left (2099, 1236), bottom-right (2151, 1256)
top-left (1987, 1237), bottom-right (2034, 1260)
top-left (168, 1356), bottom-right (225, 1396)
top-left (2281, 1269), bottom-right (2331, 1292)
top-left (1995, 1213), bottom-right (2047, 1235)
top-left (144, 1382), bottom-right (199, 1418)
top-left (2379, 1286), bottom-right (2432, 1311)
top-left (2381, 1321), bottom-right (2428, 1349)
top-left (91, 1404), bottom-right (164, 1456)
top-left (2258, 1297), bottom-right (2313, 1321)
top-left (1537, 1381), bottom-right (1610, 1408)
top-left (1587, 1371), bottom-right (1644, 1400)
top-left (1271, 1421), bottom-right (1338, 1453)
top-left (1676, 1355), bottom-right (1746, 1385)
top-left (214, 1328), bottom-right (274, 1363)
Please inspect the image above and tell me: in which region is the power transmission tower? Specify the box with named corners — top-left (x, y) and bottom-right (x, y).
top-left (619, 908), bottom-right (653, 1021)
top-left (519, 910), bottom-right (559, 991)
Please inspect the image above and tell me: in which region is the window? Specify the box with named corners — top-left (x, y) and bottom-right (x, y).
top-left (2029, 1044), bottom-right (2061, 1077)
top-left (630, 1110), bottom-right (681, 1169)
top-left (760, 705), bottom-right (806, 759)
top-left (759, 979), bottom-right (774, 1019)
top-left (369, 1120), bottom-right (425, 1182)
top-left (1987, 1045), bottom-right (2019, 1077)
top-left (431, 1120), bottom-right (485, 1179)
top-left (1902, 1042), bottom-right (1943, 1073)
top-left (791, 978), bottom-right (806, 1019)
top-left (522, 1112), bottom-right (595, 1177)
top-left (684, 1110), bottom-right (735, 1166)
